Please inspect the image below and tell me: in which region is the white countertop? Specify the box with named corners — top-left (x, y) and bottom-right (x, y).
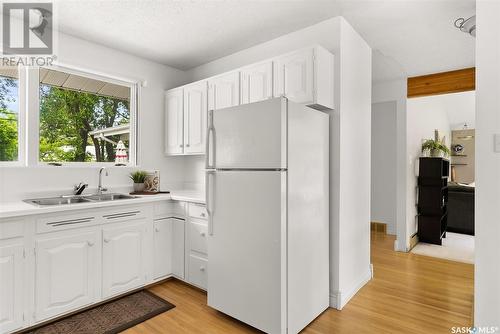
top-left (0, 189), bottom-right (205, 220)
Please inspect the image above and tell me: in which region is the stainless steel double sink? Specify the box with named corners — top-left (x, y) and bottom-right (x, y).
top-left (24, 193), bottom-right (137, 206)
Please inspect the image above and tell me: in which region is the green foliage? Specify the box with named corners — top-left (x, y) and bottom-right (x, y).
top-left (0, 76), bottom-right (18, 161)
top-left (129, 170), bottom-right (147, 183)
top-left (421, 139), bottom-right (450, 157)
top-left (0, 111), bottom-right (18, 161)
top-left (39, 84), bottom-right (130, 163)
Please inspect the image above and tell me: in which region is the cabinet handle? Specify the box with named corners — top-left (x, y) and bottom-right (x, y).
top-left (87, 241), bottom-right (94, 247)
top-left (200, 232), bottom-right (206, 237)
top-left (200, 266), bottom-right (205, 272)
top-left (155, 227), bottom-right (160, 232)
top-left (179, 144), bottom-right (183, 148)
top-left (200, 212), bottom-right (206, 217)
top-left (186, 144), bottom-right (190, 147)
top-left (104, 238), bottom-right (110, 243)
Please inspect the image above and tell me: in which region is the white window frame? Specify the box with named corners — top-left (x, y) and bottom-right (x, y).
top-left (32, 64), bottom-right (139, 167)
top-left (0, 65), bottom-right (26, 167)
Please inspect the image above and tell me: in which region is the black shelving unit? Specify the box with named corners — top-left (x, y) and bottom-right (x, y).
top-left (417, 157), bottom-right (449, 245)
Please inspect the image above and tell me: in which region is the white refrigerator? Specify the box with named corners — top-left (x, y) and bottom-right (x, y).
top-left (205, 97), bottom-right (329, 334)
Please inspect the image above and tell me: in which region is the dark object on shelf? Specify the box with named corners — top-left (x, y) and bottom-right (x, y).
top-left (417, 157), bottom-right (449, 245)
top-left (447, 184), bottom-right (475, 235)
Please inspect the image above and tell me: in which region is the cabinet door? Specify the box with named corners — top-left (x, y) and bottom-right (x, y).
top-left (241, 61), bottom-right (273, 104)
top-left (153, 219), bottom-right (173, 279)
top-left (208, 72), bottom-right (240, 110)
top-left (0, 242), bottom-right (23, 333)
top-left (165, 88), bottom-right (184, 155)
top-left (273, 48), bottom-right (314, 104)
top-left (35, 231), bottom-right (99, 321)
top-left (171, 218), bottom-right (185, 279)
top-left (102, 221), bottom-right (146, 298)
top-left (184, 82), bottom-right (208, 154)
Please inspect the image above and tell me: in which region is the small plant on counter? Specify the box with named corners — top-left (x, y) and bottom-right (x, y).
top-left (129, 170), bottom-right (148, 192)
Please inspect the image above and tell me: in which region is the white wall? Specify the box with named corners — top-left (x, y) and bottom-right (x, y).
top-left (372, 79), bottom-right (408, 251)
top-left (371, 101), bottom-right (397, 235)
top-left (0, 32), bottom-right (189, 202)
top-left (333, 20), bottom-right (372, 309)
top-left (186, 16), bottom-right (372, 310)
top-left (406, 95), bottom-right (452, 238)
top-left (474, 0), bottom-right (500, 327)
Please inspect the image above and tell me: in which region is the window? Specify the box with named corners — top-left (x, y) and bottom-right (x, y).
top-left (0, 68), bottom-right (20, 162)
top-left (38, 68), bottom-right (135, 164)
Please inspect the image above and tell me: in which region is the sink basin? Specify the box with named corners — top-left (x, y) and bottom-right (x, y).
top-left (23, 193), bottom-right (137, 206)
top-left (25, 197), bottom-right (92, 206)
top-left (85, 193), bottom-right (136, 201)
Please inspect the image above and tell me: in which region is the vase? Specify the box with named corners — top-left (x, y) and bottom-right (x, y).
top-left (133, 183), bottom-right (145, 192)
top-left (429, 149), bottom-right (442, 158)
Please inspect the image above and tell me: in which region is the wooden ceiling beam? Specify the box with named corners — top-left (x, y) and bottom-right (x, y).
top-left (407, 67), bottom-right (475, 98)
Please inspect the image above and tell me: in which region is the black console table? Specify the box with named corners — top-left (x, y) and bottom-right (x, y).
top-left (417, 157), bottom-right (449, 245)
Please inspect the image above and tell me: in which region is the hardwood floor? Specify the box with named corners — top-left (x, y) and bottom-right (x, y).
top-left (125, 232), bottom-right (474, 334)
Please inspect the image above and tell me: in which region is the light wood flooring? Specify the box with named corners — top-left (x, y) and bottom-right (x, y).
top-left (125, 232), bottom-right (474, 334)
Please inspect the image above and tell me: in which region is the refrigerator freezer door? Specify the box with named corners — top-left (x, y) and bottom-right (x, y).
top-left (209, 97), bottom-right (287, 169)
top-left (207, 170), bottom-right (287, 334)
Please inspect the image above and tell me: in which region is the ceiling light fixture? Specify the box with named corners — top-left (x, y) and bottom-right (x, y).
top-left (454, 15), bottom-right (476, 37)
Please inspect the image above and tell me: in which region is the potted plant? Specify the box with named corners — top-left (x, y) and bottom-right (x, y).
top-left (421, 139), bottom-right (450, 157)
top-left (129, 170), bottom-right (148, 192)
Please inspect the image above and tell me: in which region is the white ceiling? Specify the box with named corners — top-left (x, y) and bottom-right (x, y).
top-left (54, 0), bottom-right (476, 82)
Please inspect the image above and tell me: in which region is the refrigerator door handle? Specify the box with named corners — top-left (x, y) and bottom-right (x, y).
top-left (205, 170), bottom-right (215, 236)
top-left (205, 110), bottom-right (216, 169)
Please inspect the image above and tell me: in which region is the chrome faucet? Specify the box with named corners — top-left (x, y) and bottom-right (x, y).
top-left (98, 167), bottom-right (108, 195)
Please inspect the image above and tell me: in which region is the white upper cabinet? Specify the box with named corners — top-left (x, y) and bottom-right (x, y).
top-left (0, 242), bottom-right (24, 333)
top-left (184, 81), bottom-right (208, 154)
top-left (273, 48), bottom-right (314, 103)
top-left (165, 88), bottom-right (184, 155)
top-left (240, 61), bottom-right (273, 104)
top-left (274, 46), bottom-right (334, 110)
top-left (208, 72), bottom-right (240, 111)
top-left (102, 221), bottom-right (146, 298)
top-left (35, 230), bottom-right (99, 321)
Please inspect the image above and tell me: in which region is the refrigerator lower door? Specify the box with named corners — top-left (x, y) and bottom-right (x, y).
top-left (207, 170), bottom-right (287, 334)
top-left (208, 97), bottom-right (287, 169)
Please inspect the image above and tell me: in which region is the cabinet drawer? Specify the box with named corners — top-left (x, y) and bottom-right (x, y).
top-left (154, 201), bottom-right (185, 218)
top-left (36, 211), bottom-right (100, 233)
top-left (0, 219), bottom-right (25, 240)
top-left (188, 255), bottom-right (207, 290)
top-left (188, 220), bottom-right (207, 254)
top-left (188, 203), bottom-right (207, 220)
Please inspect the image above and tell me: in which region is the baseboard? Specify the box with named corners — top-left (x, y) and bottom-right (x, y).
top-left (329, 264), bottom-right (373, 310)
top-left (394, 239), bottom-right (408, 252)
top-left (371, 221), bottom-right (387, 234)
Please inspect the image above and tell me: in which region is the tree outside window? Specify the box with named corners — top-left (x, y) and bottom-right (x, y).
top-left (0, 73), bottom-right (19, 162)
top-left (39, 69), bottom-right (131, 163)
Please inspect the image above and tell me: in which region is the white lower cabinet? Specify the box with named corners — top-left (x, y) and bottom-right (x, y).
top-left (2, 201), bottom-right (208, 334)
top-left (185, 204), bottom-right (208, 290)
top-left (0, 241), bottom-right (24, 333)
top-left (153, 218), bottom-right (173, 280)
top-left (171, 218), bottom-right (186, 279)
top-left (187, 255), bottom-right (208, 289)
top-left (102, 220), bottom-right (147, 298)
top-left (34, 229), bottom-right (99, 321)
